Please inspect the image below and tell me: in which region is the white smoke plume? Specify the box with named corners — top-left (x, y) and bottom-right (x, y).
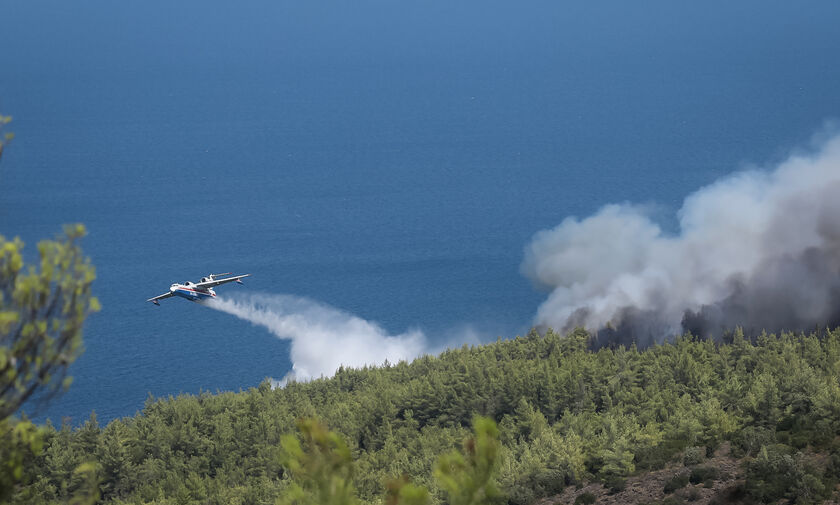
top-left (206, 293), bottom-right (428, 383)
top-left (522, 131), bottom-right (840, 344)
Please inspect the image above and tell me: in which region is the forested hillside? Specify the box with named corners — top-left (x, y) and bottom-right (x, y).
top-left (12, 328), bottom-right (840, 504)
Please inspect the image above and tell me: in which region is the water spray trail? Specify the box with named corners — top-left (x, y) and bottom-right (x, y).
top-left (206, 293), bottom-right (428, 383)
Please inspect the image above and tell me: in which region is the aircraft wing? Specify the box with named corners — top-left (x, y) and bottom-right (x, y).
top-left (147, 292), bottom-right (175, 305)
top-left (194, 274), bottom-right (251, 289)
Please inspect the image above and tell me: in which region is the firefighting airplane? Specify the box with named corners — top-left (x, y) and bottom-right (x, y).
top-left (147, 273), bottom-right (250, 306)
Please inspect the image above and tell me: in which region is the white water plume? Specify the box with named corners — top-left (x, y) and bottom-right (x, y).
top-left (522, 129), bottom-right (840, 344)
top-left (210, 130), bottom-right (840, 358)
top-left (206, 293), bottom-right (428, 383)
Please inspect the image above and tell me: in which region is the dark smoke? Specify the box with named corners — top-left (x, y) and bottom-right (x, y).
top-left (522, 131), bottom-right (840, 346)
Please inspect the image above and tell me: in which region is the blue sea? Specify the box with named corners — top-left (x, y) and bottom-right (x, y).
top-left (2, 0), bottom-right (840, 424)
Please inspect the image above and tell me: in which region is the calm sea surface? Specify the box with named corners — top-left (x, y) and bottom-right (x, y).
top-left (2, 0), bottom-right (840, 423)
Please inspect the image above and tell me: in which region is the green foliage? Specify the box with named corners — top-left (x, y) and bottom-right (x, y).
top-left (0, 417), bottom-right (43, 501)
top-left (284, 417), bottom-right (502, 505)
top-left (680, 487), bottom-right (700, 502)
top-left (663, 472), bottom-right (689, 494)
top-left (385, 476), bottom-right (431, 505)
top-left (0, 224), bottom-right (97, 500)
top-left (68, 462), bottom-right (100, 505)
top-left (8, 327), bottom-right (840, 504)
top-left (687, 466), bottom-right (718, 485)
top-left (433, 417), bottom-right (502, 505)
top-left (279, 419), bottom-right (358, 505)
top-left (708, 483), bottom-right (747, 505)
top-left (682, 447), bottom-right (704, 466)
top-left (731, 426), bottom-right (775, 458)
top-left (573, 491), bottom-right (596, 505)
top-left (497, 433), bottom-right (573, 504)
top-left (743, 444), bottom-right (828, 504)
top-left (602, 476), bottom-right (626, 495)
top-left (0, 225), bottom-right (99, 418)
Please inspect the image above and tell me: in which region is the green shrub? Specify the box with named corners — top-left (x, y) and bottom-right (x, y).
top-left (635, 444), bottom-right (678, 471)
top-left (663, 472), bottom-right (689, 494)
top-left (825, 452), bottom-right (840, 489)
top-left (682, 447), bottom-right (704, 466)
top-left (744, 445), bottom-right (828, 504)
top-left (574, 491), bottom-right (596, 505)
top-left (688, 466), bottom-right (718, 485)
top-left (603, 476), bottom-right (626, 494)
top-left (14, 327), bottom-right (840, 505)
top-left (708, 483), bottom-right (746, 505)
top-left (680, 487), bottom-right (700, 502)
top-left (732, 427), bottom-right (775, 458)
top-left (505, 468), bottom-right (566, 505)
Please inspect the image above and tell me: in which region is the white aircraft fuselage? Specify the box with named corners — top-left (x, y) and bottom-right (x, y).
top-left (169, 282), bottom-right (217, 302)
top-left (147, 273), bottom-right (250, 306)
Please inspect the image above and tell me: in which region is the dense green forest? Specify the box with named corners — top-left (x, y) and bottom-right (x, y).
top-left (10, 328), bottom-right (840, 504)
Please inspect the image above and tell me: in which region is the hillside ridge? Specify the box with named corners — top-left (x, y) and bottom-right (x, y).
top-left (12, 328), bottom-right (840, 504)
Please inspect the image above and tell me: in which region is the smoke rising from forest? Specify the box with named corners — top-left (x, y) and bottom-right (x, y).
top-left (207, 293), bottom-right (428, 383)
top-left (522, 131), bottom-right (840, 345)
top-left (209, 131), bottom-right (840, 370)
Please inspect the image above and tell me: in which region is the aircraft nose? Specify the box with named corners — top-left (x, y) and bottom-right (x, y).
top-left (170, 285), bottom-right (178, 293)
